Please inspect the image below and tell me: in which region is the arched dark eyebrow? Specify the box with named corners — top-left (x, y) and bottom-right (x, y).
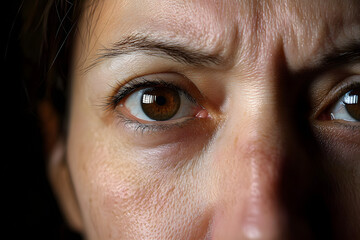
top-left (85, 34), bottom-right (223, 71)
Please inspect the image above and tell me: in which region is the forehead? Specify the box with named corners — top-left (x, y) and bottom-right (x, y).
top-left (77, 0), bottom-right (360, 70)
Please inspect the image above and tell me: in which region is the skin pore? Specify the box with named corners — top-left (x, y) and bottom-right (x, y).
top-left (49, 0), bottom-right (360, 239)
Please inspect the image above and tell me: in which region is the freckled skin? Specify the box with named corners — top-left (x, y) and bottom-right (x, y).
top-left (51, 0), bottom-right (360, 239)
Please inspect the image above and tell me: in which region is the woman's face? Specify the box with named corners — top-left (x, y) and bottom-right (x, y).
top-left (54, 0), bottom-right (360, 239)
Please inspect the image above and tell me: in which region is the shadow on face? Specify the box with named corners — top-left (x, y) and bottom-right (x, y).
top-left (44, 0), bottom-right (360, 239)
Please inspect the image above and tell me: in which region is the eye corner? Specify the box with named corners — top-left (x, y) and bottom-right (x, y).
top-left (316, 111), bottom-right (331, 121)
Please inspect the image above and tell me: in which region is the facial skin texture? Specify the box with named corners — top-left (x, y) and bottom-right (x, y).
top-left (50, 0), bottom-right (360, 239)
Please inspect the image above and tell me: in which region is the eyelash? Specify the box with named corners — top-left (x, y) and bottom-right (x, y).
top-left (333, 82), bottom-right (360, 105)
top-left (103, 78), bottom-right (199, 133)
top-left (317, 80), bottom-right (360, 123)
top-left (104, 78), bottom-right (196, 109)
top-left (104, 75), bottom-right (360, 133)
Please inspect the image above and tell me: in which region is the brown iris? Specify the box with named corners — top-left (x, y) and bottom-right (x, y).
top-left (141, 87), bottom-right (181, 121)
top-left (344, 88), bottom-right (360, 121)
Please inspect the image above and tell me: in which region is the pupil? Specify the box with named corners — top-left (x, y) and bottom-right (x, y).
top-left (141, 87), bottom-right (181, 121)
top-left (156, 96), bottom-right (167, 106)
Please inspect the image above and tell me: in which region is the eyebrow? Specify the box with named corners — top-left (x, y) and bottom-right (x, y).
top-left (293, 41), bottom-right (360, 81)
top-left (316, 41), bottom-right (360, 70)
top-left (86, 34), bottom-right (223, 71)
top-left (86, 35), bottom-right (360, 73)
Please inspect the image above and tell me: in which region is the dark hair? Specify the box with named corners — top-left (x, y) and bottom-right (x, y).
top-left (23, 0), bottom-right (86, 135)
top-left (14, 1), bottom-right (87, 239)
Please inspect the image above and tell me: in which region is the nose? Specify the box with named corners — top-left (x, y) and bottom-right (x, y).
top-left (210, 119), bottom-right (287, 239)
top-left (208, 99), bottom-right (328, 239)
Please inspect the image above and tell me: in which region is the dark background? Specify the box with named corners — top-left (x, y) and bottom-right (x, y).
top-left (3, 1), bottom-right (82, 239)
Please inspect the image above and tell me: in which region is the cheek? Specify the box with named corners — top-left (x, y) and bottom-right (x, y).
top-left (321, 149), bottom-right (360, 238)
top-left (312, 125), bottom-right (360, 238)
top-left (67, 124), bottom-right (213, 239)
top-left (93, 154), bottom-right (212, 239)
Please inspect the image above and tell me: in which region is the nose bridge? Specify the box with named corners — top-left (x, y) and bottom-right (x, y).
top-left (210, 92), bottom-right (292, 239)
top-left (207, 5), bottom-right (326, 238)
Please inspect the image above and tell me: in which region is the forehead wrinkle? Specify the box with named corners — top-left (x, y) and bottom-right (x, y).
top-left (147, 0), bottom-right (243, 61)
top-left (75, 0), bottom-right (360, 74)
top-left (77, 0), bottom-right (246, 70)
top-left (267, 0), bottom-right (360, 71)
top-left (179, 0), bottom-right (267, 70)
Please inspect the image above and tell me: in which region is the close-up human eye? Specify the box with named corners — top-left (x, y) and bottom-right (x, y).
top-left (106, 74), bottom-right (208, 131)
top-left (328, 86), bottom-right (360, 122)
top-left (318, 80), bottom-right (360, 124)
top-left (124, 86), bottom-right (198, 122)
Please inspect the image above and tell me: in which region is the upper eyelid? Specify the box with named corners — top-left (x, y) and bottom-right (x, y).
top-left (314, 80), bottom-right (360, 120)
top-left (333, 79), bottom-right (360, 104)
top-left (312, 76), bottom-right (360, 119)
top-left (103, 78), bottom-right (197, 111)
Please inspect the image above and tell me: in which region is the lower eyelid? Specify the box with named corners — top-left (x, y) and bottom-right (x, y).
top-left (323, 121), bottom-right (360, 131)
top-left (115, 113), bottom-right (199, 133)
